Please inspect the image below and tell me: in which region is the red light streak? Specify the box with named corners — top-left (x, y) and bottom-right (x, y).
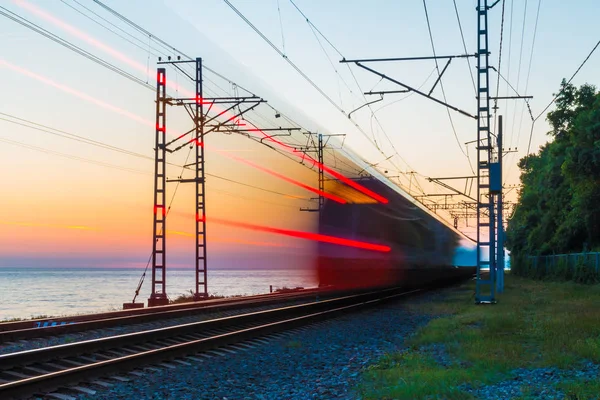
top-left (1, 59), bottom-right (339, 202)
top-left (15, 0), bottom-right (388, 204)
top-left (0, 59), bottom-right (153, 127)
top-left (252, 134), bottom-right (389, 203)
top-left (226, 154), bottom-right (347, 204)
top-left (196, 215), bottom-right (390, 252)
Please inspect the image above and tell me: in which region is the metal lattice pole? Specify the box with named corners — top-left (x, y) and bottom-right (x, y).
top-left (475, 0), bottom-right (497, 303)
top-left (195, 57), bottom-right (208, 299)
top-left (149, 68), bottom-right (169, 307)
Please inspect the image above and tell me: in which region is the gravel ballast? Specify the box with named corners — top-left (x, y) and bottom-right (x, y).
top-left (0, 298), bottom-right (318, 356)
top-left (73, 295), bottom-right (434, 400)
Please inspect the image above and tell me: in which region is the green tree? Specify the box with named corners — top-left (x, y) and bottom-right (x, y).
top-left (506, 80), bottom-right (600, 255)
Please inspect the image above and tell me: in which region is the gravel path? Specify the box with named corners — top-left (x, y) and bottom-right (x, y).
top-left (0, 299), bottom-right (316, 356)
top-left (71, 295), bottom-right (434, 400)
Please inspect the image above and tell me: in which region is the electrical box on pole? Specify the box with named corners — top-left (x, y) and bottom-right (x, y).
top-left (497, 115), bottom-right (505, 293)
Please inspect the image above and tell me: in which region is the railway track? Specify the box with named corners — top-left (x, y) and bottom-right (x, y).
top-left (0, 289), bottom-right (324, 344)
top-left (0, 286), bottom-right (420, 399)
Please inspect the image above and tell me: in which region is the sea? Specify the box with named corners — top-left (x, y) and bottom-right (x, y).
top-left (0, 267), bottom-right (317, 321)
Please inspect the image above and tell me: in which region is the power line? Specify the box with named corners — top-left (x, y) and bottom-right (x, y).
top-left (452, 0), bottom-right (476, 95)
top-left (222, 0), bottom-right (345, 116)
top-left (60, 0), bottom-right (160, 59)
top-left (534, 45), bottom-right (599, 122)
top-left (0, 136), bottom-right (150, 175)
top-left (504, 0), bottom-right (514, 116)
top-left (514, 0), bottom-right (542, 145)
top-left (91, 0), bottom-right (258, 97)
top-left (5, 2), bottom-right (336, 181)
top-left (422, 0), bottom-right (475, 175)
top-left (88, 0), bottom-right (411, 194)
top-left (276, 0), bottom-right (286, 55)
top-left (0, 6), bottom-right (155, 92)
top-left (286, 0), bottom-right (427, 192)
top-left (493, 0), bottom-right (506, 124)
top-left (508, 0), bottom-right (528, 145)
top-left (0, 112), bottom-right (305, 199)
top-left (524, 38), bottom-right (600, 158)
top-left (227, 0), bottom-right (419, 187)
top-left (0, 113), bottom-right (152, 159)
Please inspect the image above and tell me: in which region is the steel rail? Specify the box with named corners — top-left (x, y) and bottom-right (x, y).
top-left (0, 287), bottom-right (420, 399)
top-left (0, 289), bottom-right (324, 342)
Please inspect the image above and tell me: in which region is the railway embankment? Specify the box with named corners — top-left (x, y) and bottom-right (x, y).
top-left (72, 289), bottom-right (438, 399)
top-left (359, 274), bottom-right (600, 399)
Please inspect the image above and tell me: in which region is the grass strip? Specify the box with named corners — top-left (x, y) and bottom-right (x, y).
top-left (358, 274), bottom-right (600, 399)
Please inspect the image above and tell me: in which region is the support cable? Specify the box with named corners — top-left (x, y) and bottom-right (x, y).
top-left (503, 0), bottom-right (542, 182)
top-left (89, 0), bottom-right (410, 192)
top-left (0, 136), bottom-right (150, 175)
top-left (0, 6), bottom-right (155, 91)
top-left (504, 0), bottom-right (514, 118)
top-left (91, 0), bottom-right (258, 97)
top-left (223, 0), bottom-right (344, 115)
top-left (422, 0), bottom-right (475, 174)
top-left (276, 0), bottom-right (286, 55)
top-left (508, 0), bottom-right (528, 145)
top-left (133, 146), bottom-right (193, 304)
top-left (452, 0), bottom-right (477, 95)
top-left (524, 38), bottom-right (600, 164)
top-left (514, 0), bottom-right (541, 147)
top-left (287, 0), bottom-right (426, 192)
top-left (0, 112), bottom-right (301, 199)
top-left (60, 0), bottom-right (163, 58)
top-left (226, 0), bottom-right (417, 186)
top-left (493, 0), bottom-right (506, 126)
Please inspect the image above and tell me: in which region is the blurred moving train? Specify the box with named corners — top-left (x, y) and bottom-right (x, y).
top-left (317, 175), bottom-right (477, 290)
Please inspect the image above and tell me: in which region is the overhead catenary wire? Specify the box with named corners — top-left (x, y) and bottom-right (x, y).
top-left (287, 0), bottom-right (429, 193)
top-left (91, 0), bottom-right (258, 97)
top-left (0, 112), bottom-right (307, 200)
top-left (0, 6), bottom-right (155, 92)
top-left (493, 0), bottom-right (506, 132)
top-left (503, 0), bottom-right (514, 117)
top-left (227, 0), bottom-right (422, 193)
top-left (222, 0), bottom-right (345, 117)
top-left (3, 2), bottom-right (354, 181)
top-left (524, 38), bottom-right (600, 162)
top-left (452, 0), bottom-right (477, 95)
top-left (59, 0), bottom-right (162, 58)
top-left (289, 0), bottom-right (468, 201)
top-left (77, 0), bottom-right (411, 193)
top-left (85, 0), bottom-right (360, 179)
top-left (422, 0), bottom-right (475, 175)
top-left (508, 0), bottom-right (528, 146)
top-left (503, 0), bottom-right (542, 182)
top-left (514, 0), bottom-right (542, 146)
top-left (0, 136), bottom-right (150, 175)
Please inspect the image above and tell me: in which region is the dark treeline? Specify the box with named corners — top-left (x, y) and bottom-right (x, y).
top-left (506, 80), bottom-right (600, 256)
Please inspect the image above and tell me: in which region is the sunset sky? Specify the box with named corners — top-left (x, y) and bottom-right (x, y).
top-left (0, 0), bottom-right (598, 269)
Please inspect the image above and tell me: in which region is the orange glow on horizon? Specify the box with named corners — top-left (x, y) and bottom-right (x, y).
top-left (0, 220), bottom-right (97, 231)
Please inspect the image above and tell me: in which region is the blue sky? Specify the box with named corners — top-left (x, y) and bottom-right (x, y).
top-left (0, 0), bottom-right (598, 266)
